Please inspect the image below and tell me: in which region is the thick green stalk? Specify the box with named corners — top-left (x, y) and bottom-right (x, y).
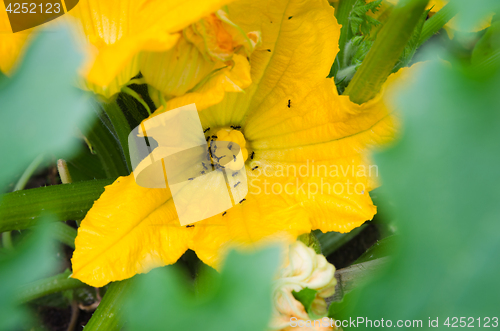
top-left (84, 280), bottom-right (133, 331)
top-left (17, 269), bottom-right (86, 303)
top-left (418, 3), bottom-right (457, 46)
top-left (344, 0), bottom-right (430, 104)
top-left (0, 179), bottom-right (113, 232)
top-left (48, 222), bottom-right (77, 248)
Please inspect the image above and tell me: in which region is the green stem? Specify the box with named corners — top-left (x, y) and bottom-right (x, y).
top-left (418, 3), bottom-right (458, 46)
top-left (13, 154), bottom-right (45, 191)
top-left (48, 222), bottom-right (77, 248)
top-left (17, 269), bottom-right (86, 303)
top-left (84, 280), bottom-right (133, 331)
top-left (0, 179), bottom-right (113, 232)
top-left (122, 86), bottom-right (152, 116)
top-left (57, 159), bottom-right (72, 184)
top-left (344, 0), bottom-right (430, 104)
top-left (2, 232), bottom-right (13, 250)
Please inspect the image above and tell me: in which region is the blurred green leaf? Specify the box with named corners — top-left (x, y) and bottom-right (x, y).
top-left (472, 21), bottom-right (500, 70)
top-left (125, 247), bottom-right (281, 331)
top-left (450, 0), bottom-right (499, 32)
top-left (0, 25), bottom-right (91, 189)
top-left (347, 50), bottom-right (500, 327)
top-left (0, 221), bottom-right (56, 330)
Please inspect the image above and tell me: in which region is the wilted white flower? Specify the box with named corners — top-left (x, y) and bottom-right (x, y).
top-left (269, 241), bottom-right (338, 331)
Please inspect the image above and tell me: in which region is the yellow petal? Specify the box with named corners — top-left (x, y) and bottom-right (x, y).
top-left (71, 175), bottom-right (193, 287)
top-left (71, 0), bottom-right (234, 92)
top-left (163, 53), bottom-right (252, 111)
top-left (190, 176), bottom-right (311, 268)
top-left (144, 7), bottom-right (260, 110)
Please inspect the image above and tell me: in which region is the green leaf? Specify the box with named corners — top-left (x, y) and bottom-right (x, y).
top-left (124, 247), bottom-right (281, 331)
top-left (0, 26), bottom-right (91, 189)
top-left (349, 48), bottom-right (500, 326)
top-left (292, 287), bottom-right (318, 318)
top-left (81, 109), bottom-right (130, 179)
top-left (0, 179), bottom-right (113, 232)
top-left (315, 225), bottom-right (367, 257)
top-left (60, 143), bottom-right (108, 182)
top-left (353, 235), bottom-right (397, 264)
top-left (297, 232), bottom-right (322, 254)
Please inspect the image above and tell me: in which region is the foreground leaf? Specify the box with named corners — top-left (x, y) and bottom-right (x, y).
top-left (0, 222), bottom-right (56, 330)
top-left (125, 247), bottom-right (281, 331)
top-left (0, 26), bottom-right (91, 189)
top-left (346, 48), bottom-right (500, 326)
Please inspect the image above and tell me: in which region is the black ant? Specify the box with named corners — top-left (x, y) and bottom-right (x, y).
top-left (234, 182), bottom-right (241, 188)
top-left (202, 162), bottom-right (208, 170)
top-left (203, 127), bottom-right (210, 133)
top-left (252, 166), bottom-right (259, 171)
top-left (230, 125), bottom-right (241, 130)
top-left (222, 211), bottom-right (227, 216)
top-left (250, 151), bottom-right (255, 159)
top-left (233, 155), bottom-right (237, 162)
top-left (211, 135), bottom-right (218, 139)
top-left (186, 225), bottom-right (194, 228)
top-left (239, 199), bottom-right (246, 204)
top-left (188, 177), bottom-right (194, 180)
top-left (288, 99), bottom-right (291, 108)
top-left (232, 172), bottom-right (238, 177)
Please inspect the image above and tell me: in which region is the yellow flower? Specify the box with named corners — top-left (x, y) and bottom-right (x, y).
top-left (71, 0), bottom-right (417, 287)
top-left (0, 0), bottom-right (236, 98)
top-left (270, 241), bottom-right (337, 331)
top-left (142, 9), bottom-right (260, 111)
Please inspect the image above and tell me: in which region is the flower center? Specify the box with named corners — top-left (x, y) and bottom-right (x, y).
top-left (207, 128), bottom-right (249, 171)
